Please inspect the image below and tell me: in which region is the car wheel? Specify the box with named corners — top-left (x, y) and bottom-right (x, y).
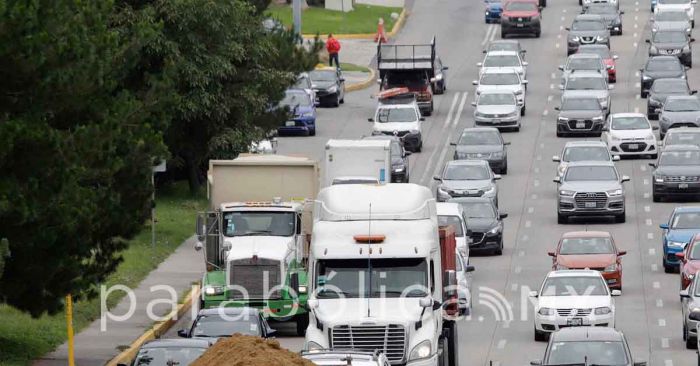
top-left (501, 162), bottom-right (508, 175)
top-left (521, 105), bottom-right (526, 116)
top-left (615, 212), bottom-right (626, 223)
top-left (333, 94), bottom-right (340, 107)
top-left (416, 142), bottom-right (423, 153)
top-left (688, 334), bottom-right (696, 349)
top-left (535, 327), bottom-right (547, 342)
top-left (340, 90), bottom-right (345, 104)
top-left (535, 30), bottom-right (541, 38)
top-left (501, 30), bottom-right (507, 38)
top-left (309, 127), bottom-right (316, 136)
top-left (557, 213), bottom-right (567, 224)
top-left (641, 90), bottom-right (647, 98)
top-left (664, 260), bottom-right (673, 273)
top-left (693, 20), bottom-right (695, 28)
top-left (495, 240), bottom-right (503, 255)
top-left (653, 192), bottom-right (661, 202)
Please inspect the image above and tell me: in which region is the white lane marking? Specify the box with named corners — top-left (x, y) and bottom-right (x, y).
top-left (635, 0), bottom-right (639, 4)
top-left (646, 218), bottom-right (653, 226)
top-left (633, 42), bottom-right (638, 47)
top-left (665, 360), bottom-right (673, 366)
top-left (644, 192), bottom-right (650, 198)
top-left (497, 339), bottom-right (507, 349)
top-left (634, 32), bottom-right (638, 38)
top-left (657, 299), bottom-right (663, 307)
top-left (543, 109), bottom-right (549, 116)
top-left (634, 23), bottom-right (638, 29)
top-left (551, 72), bottom-right (556, 79)
top-left (648, 232), bottom-right (654, 239)
top-left (635, 15), bottom-right (639, 21)
top-left (547, 95), bottom-right (553, 102)
top-left (649, 248), bottom-right (656, 255)
top-left (550, 83), bottom-right (555, 89)
top-left (482, 25), bottom-right (496, 46)
top-left (643, 178), bottom-right (649, 185)
top-left (555, 43), bottom-right (560, 48)
top-left (653, 281), bottom-right (660, 289)
top-left (425, 92), bottom-right (467, 183)
top-left (489, 25), bottom-right (498, 42)
top-left (522, 234), bottom-right (529, 241)
top-left (636, 71), bottom-right (640, 77)
top-left (636, 94), bottom-right (641, 100)
top-left (535, 167), bottom-right (540, 173)
top-left (525, 220), bottom-right (532, 228)
top-left (636, 7), bottom-right (640, 11)
top-left (511, 283), bottom-right (519, 291)
top-left (519, 250), bottom-right (525, 257)
top-left (652, 263), bottom-right (658, 271)
top-left (515, 266), bottom-right (522, 274)
top-left (560, 25), bottom-right (564, 31)
top-left (528, 207), bottom-right (535, 213)
top-left (534, 179), bottom-right (540, 187)
top-left (536, 155), bottom-right (542, 161)
top-left (659, 318), bottom-right (666, 326)
top-left (641, 164), bottom-right (647, 171)
top-left (634, 107), bottom-right (640, 113)
top-left (557, 34), bottom-right (562, 39)
top-left (644, 205), bottom-right (651, 212)
top-left (531, 194), bottom-right (538, 200)
top-left (419, 93), bottom-right (460, 184)
top-left (635, 82), bottom-right (641, 88)
top-left (661, 338), bottom-right (669, 348)
top-left (561, 16), bottom-right (565, 21)
top-left (563, 8), bottom-right (567, 12)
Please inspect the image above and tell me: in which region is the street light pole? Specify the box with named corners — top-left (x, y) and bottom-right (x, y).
top-left (293, 0), bottom-right (302, 37)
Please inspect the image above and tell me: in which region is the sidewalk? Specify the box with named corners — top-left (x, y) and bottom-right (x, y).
top-left (34, 237), bottom-right (204, 366)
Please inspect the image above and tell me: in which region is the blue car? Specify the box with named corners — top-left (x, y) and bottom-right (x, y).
top-left (661, 206), bottom-right (700, 273)
top-left (485, 0), bottom-right (503, 23)
top-left (277, 88), bottom-right (317, 136)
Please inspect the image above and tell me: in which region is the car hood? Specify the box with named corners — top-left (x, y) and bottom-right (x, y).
top-left (655, 21), bottom-right (691, 31)
top-left (455, 144), bottom-right (504, 154)
top-left (478, 84), bottom-right (522, 94)
top-left (314, 298), bottom-right (423, 327)
top-left (538, 295), bottom-right (612, 309)
top-left (559, 109), bottom-right (605, 119)
top-left (644, 69), bottom-right (685, 78)
top-left (292, 104), bottom-right (315, 117)
top-left (466, 217), bottom-right (499, 231)
top-left (503, 10), bottom-right (539, 17)
top-left (441, 179), bottom-right (494, 191)
top-left (666, 229), bottom-right (700, 243)
top-left (560, 180), bottom-right (621, 192)
top-left (650, 90), bottom-right (688, 102)
top-left (476, 105), bottom-right (518, 115)
top-left (652, 41), bottom-right (688, 49)
top-left (597, 14), bottom-right (620, 23)
top-left (610, 128), bottom-right (653, 139)
top-left (558, 254), bottom-right (617, 268)
top-left (569, 29), bottom-right (609, 38)
top-left (373, 121), bottom-right (419, 132)
top-left (655, 165), bottom-right (700, 175)
top-left (488, 3), bottom-right (503, 10)
top-left (657, 3), bottom-right (693, 10)
top-left (563, 89), bottom-right (609, 99)
top-left (312, 81), bottom-right (336, 90)
top-left (661, 110), bottom-right (700, 121)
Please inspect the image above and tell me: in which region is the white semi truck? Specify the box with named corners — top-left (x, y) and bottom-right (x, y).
top-left (304, 183), bottom-right (459, 366)
top-left (324, 139), bottom-right (392, 187)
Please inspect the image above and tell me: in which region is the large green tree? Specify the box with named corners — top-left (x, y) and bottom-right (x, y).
top-left (0, 0), bottom-right (166, 316)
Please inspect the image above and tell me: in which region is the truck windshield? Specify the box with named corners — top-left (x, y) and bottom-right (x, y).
top-left (315, 258), bottom-right (428, 298)
top-left (222, 211), bottom-right (295, 237)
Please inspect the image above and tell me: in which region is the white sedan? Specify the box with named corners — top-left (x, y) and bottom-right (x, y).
top-left (531, 270), bottom-right (620, 341)
top-left (602, 113), bottom-right (659, 158)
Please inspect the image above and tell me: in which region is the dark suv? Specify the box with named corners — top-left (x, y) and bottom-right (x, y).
top-left (640, 56), bottom-right (686, 98)
top-left (650, 144), bottom-right (700, 201)
top-left (555, 95), bottom-right (606, 136)
top-left (501, 0), bottom-right (542, 38)
top-left (567, 14), bottom-right (611, 55)
top-left (363, 135), bottom-right (412, 183)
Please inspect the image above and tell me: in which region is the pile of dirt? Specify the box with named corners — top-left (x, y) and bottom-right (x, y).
top-left (191, 334), bottom-right (316, 366)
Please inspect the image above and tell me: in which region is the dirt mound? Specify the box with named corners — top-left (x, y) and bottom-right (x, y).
top-left (191, 334), bottom-right (315, 366)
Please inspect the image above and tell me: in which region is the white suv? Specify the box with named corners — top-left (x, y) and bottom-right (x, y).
top-left (477, 50), bottom-right (528, 80)
top-left (530, 270), bottom-right (620, 341)
top-left (602, 113), bottom-right (659, 158)
top-left (369, 98), bottom-right (424, 153)
top-left (473, 69), bottom-right (528, 114)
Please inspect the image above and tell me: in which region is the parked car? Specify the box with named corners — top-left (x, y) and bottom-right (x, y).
top-left (309, 67), bottom-right (345, 107)
top-left (277, 89), bottom-right (317, 136)
top-left (640, 55), bottom-right (687, 98)
top-left (478, 50), bottom-right (528, 80)
top-left (650, 144), bottom-right (700, 201)
top-left (555, 95), bottom-right (606, 137)
top-left (294, 72), bottom-right (317, 104)
top-left (448, 196), bottom-right (508, 255)
top-left (583, 0), bottom-right (619, 10)
top-left (602, 113), bottom-right (659, 158)
top-left (560, 71), bottom-right (613, 116)
top-left (680, 265), bottom-right (700, 348)
top-left (530, 327), bottom-right (644, 366)
top-left (531, 270), bottom-right (620, 341)
top-left (555, 161), bottom-right (629, 224)
top-left (369, 93), bottom-right (424, 152)
top-left (646, 30), bottom-right (694, 67)
top-left (126, 339), bottom-right (213, 366)
top-left (676, 234), bottom-right (700, 290)
top-left (484, 0), bottom-right (504, 23)
top-left (647, 78), bottom-right (694, 119)
top-left (652, 9), bottom-right (693, 35)
top-left (500, 0), bottom-right (542, 38)
top-left (473, 69), bottom-right (528, 112)
top-left (657, 95), bottom-right (700, 138)
top-left (567, 14), bottom-right (611, 55)
top-left (659, 206), bottom-right (700, 272)
top-left (654, 0), bottom-right (697, 28)
top-left (662, 127), bottom-right (700, 147)
top-left (451, 127), bottom-right (510, 174)
top-left (553, 140), bottom-right (620, 177)
top-left (363, 135), bottom-right (411, 182)
top-left (472, 91), bottom-right (522, 130)
top-left (577, 44), bottom-right (619, 82)
top-left (177, 307), bottom-right (275, 339)
top-left (584, 3), bottom-right (624, 35)
top-left (548, 231), bottom-right (626, 289)
top-left (434, 160), bottom-right (501, 205)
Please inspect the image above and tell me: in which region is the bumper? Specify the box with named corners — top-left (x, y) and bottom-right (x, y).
top-left (418, 100), bottom-right (433, 114)
top-left (278, 118), bottom-right (315, 135)
top-left (469, 232), bottom-right (502, 251)
top-left (407, 354), bottom-right (439, 366)
top-left (502, 22), bottom-right (541, 34)
top-left (475, 115), bottom-right (521, 128)
top-left (557, 120), bottom-right (605, 135)
top-left (608, 140), bottom-right (657, 155)
top-left (660, 121), bottom-right (700, 134)
top-left (687, 318), bottom-right (699, 338)
top-left (654, 182), bottom-right (700, 196)
top-left (203, 298), bottom-right (308, 318)
top-left (558, 196), bottom-right (625, 217)
top-left (535, 312), bottom-right (614, 332)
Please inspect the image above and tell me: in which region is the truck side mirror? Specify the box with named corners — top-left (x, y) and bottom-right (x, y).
top-left (177, 329), bottom-right (189, 338)
top-left (290, 272), bottom-right (300, 295)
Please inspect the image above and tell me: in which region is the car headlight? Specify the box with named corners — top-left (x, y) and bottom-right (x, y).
top-left (538, 307), bottom-right (555, 316)
top-left (558, 117), bottom-right (570, 122)
top-left (559, 189), bottom-right (575, 196)
top-left (687, 27), bottom-right (692, 33)
top-left (302, 112), bottom-right (314, 118)
top-left (689, 273), bottom-right (696, 280)
top-left (655, 176), bottom-right (664, 183)
top-left (642, 74), bottom-right (652, 81)
top-left (327, 85), bottom-right (338, 93)
top-left (649, 98), bottom-right (660, 106)
top-left (455, 152), bottom-right (468, 159)
top-left (604, 263), bottom-right (618, 272)
top-left (437, 186), bottom-right (451, 196)
top-left (668, 240), bottom-right (686, 249)
top-left (646, 132), bottom-right (655, 140)
top-left (661, 116), bottom-right (670, 122)
top-left (594, 306), bottom-right (612, 315)
top-left (306, 341), bottom-right (324, 351)
top-left (483, 185), bottom-right (496, 195)
top-left (596, 36), bottom-right (607, 42)
top-left (475, 111), bottom-right (488, 117)
top-left (610, 134), bottom-right (621, 141)
top-left (514, 89), bottom-right (523, 95)
top-left (486, 10), bottom-right (490, 14)
top-left (298, 285), bottom-right (308, 294)
top-left (650, 46), bottom-right (659, 54)
top-left (607, 188), bottom-right (623, 196)
top-left (593, 116), bottom-right (604, 122)
top-left (409, 340), bottom-right (432, 360)
top-left (487, 223), bottom-right (503, 235)
top-left (204, 285), bottom-right (224, 296)
top-left (571, 36), bottom-right (580, 42)
top-left (683, 45), bottom-right (691, 52)
top-left (492, 151), bottom-right (504, 159)
top-left (394, 166), bottom-right (405, 173)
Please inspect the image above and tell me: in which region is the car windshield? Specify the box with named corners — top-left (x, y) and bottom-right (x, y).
top-left (459, 131), bottom-right (502, 145)
top-left (664, 98), bottom-right (700, 111)
top-left (541, 276), bottom-right (609, 296)
top-left (647, 59), bottom-right (682, 71)
top-left (587, 5), bottom-right (617, 14)
top-left (578, 46), bottom-right (611, 59)
top-left (572, 20), bottom-right (606, 31)
top-left (222, 211), bottom-right (295, 237)
top-left (458, 202), bottom-right (497, 218)
top-left (659, 0), bottom-right (690, 5)
top-left (294, 77), bottom-right (311, 89)
top-left (192, 314), bottom-right (260, 337)
top-left (438, 215), bottom-right (465, 236)
top-left (562, 98), bottom-right (601, 110)
top-left (652, 79), bottom-right (688, 93)
top-left (480, 72), bottom-right (520, 85)
top-left (656, 11), bottom-right (689, 21)
top-left (376, 107), bottom-right (418, 123)
top-left (672, 212), bottom-right (700, 229)
top-left (565, 166), bottom-right (618, 181)
top-left (659, 150), bottom-right (700, 165)
top-left (309, 70), bottom-right (337, 82)
top-left (611, 116), bottom-right (650, 130)
top-left (505, 2), bottom-right (538, 11)
top-left (566, 77), bottom-right (606, 90)
top-left (567, 57), bottom-right (602, 70)
top-left (316, 258), bottom-right (428, 298)
top-left (134, 347), bottom-right (207, 366)
top-left (280, 91), bottom-right (312, 108)
top-left (444, 164), bottom-right (491, 180)
top-left (484, 55), bottom-right (520, 67)
top-left (560, 237), bottom-right (614, 255)
top-left (665, 132), bottom-right (700, 147)
top-left (653, 31), bottom-right (688, 43)
top-left (489, 42), bottom-right (518, 52)
top-left (563, 146), bottom-right (611, 162)
top-left (546, 341), bottom-right (628, 365)
top-left (479, 93), bottom-right (516, 105)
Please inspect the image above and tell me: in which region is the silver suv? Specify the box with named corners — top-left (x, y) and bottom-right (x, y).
top-left (560, 71), bottom-right (613, 115)
top-left (555, 161), bottom-right (630, 224)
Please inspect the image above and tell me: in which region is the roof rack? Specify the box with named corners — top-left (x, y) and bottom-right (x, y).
top-left (377, 36), bottom-right (436, 72)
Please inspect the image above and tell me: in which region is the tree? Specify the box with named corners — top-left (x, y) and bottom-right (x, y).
top-left (0, 239), bottom-right (8, 281)
top-left (0, 0), bottom-right (166, 316)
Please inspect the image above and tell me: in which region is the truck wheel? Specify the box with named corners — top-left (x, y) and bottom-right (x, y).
top-left (494, 240), bottom-right (504, 255)
top-left (445, 321), bottom-right (459, 366)
top-left (296, 313), bottom-right (309, 336)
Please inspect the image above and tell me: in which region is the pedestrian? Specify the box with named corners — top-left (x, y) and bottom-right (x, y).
top-left (326, 33), bottom-right (341, 69)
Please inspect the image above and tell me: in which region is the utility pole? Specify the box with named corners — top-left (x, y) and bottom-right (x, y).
top-left (293, 0), bottom-right (302, 37)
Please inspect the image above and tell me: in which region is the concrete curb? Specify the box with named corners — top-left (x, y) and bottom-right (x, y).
top-left (302, 8), bottom-right (408, 40)
top-left (105, 285), bottom-right (200, 366)
top-left (346, 67), bottom-right (377, 92)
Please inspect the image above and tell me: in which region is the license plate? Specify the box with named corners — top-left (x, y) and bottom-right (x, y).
top-left (576, 122), bottom-right (585, 129)
top-left (567, 318), bottom-right (583, 326)
top-left (516, 23), bottom-right (524, 27)
top-left (493, 119), bottom-right (501, 123)
top-left (585, 202), bottom-right (597, 208)
top-left (285, 121), bottom-right (296, 127)
top-left (679, 183), bottom-right (689, 189)
top-left (628, 144), bottom-right (638, 150)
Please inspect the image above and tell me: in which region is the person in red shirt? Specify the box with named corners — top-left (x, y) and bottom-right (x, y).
top-left (326, 33), bottom-right (341, 68)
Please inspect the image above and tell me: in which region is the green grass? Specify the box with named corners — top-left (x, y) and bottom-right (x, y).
top-left (267, 4), bottom-right (402, 35)
top-left (340, 62), bottom-right (370, 72)
top-left (0, 182), bottom-right (206, 366)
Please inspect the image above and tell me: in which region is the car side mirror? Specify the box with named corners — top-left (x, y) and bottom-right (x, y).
top-left (681, 289), bottom-right (691, 298)
top-left (552, 155), bottom-right (561, 162)
top-left (613, 55), bottom-right (619, 60)
top-left (559, 85), bottom-right (565, 90)
top-left (477, 62), bottom-right (483, 67)
top-left (472, 80), bottom-right (479, 85)
top-left (404, 151), bottom-right (412, 157)
top-left (530, 360), bottom-right (543, 366)
top-left (177, 329), bottom-right (189, 338)
top-left (266, 328), bottom-right (277, 338)
top-left (443, 66), bottom-right (449, 70)
top-left (659, 223), bottom-right (669, 229)
top-left (655, 107), bottom-right (662, 113)
top-left (433, 175), bottom-right (442, 181)
top-left (471, 102), bottom-right (477, 107)
top-left (523, 61), bottom-right (529, 66)
top-left (368, 118), bottom-right (374, 122)
top-left (608, 84), bottom-right (615, 90)
top-left (612, 155), bottom-right (621, 161)
top-left (449, 142), bottom-right (457, 146)
top-left (419, 297), bottom-right (433, 308)
top-left (645, 39), bottom-right (651, 43)
top-left (494, 174), bottom-right (502, 180)
top-left (553, 177), bottom-right (561, 183)
top-left (499, 213), bottom-right (508, 219)
top-left (504, 141), bottom-right (511, 146)
top-left (465, 265), bottom-right (476, 273)
top-left (652, 125), bottom-right (659, 130)
top-left (522, 80), bottom-right (529, 84)
top-left (620, 10), bottom-right (625, 14)
top-left (618, 250), bottom-right (627, 256)
top-left (558, 65), bottom-right (565, 71)
top-left (648, 162), bottom-right (657, 168)
top-left (565, 27), bottom-right (571, 30)
top-left (528, 291), bottom-right (538, 298)
top-left (548, 251), bottom-right (555, 257)
top-left (554, 106), bottom-right (560, 111)
top-left (376, 78), bottom-right (382, 84)
top-left (339, 77), bottom-right (345, 82)
top-left (611, 289), bottom-right (622, 296)
top-left (621, 175), bottom-right (630, 182)
top-left (692, 38), bottom-right (697, 42)
top-left (420, 117), bottom-right (426, 121)
top-left (692, 90), bottom-right (698, 95)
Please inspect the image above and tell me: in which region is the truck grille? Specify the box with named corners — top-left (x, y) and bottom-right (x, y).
top-left (574, 192), bottom-right (607, 209)
top-left (666, 176), bottom-right (700, 182)
top-left (567, 120), bottom-right (593, 130)
top-left (620, 142), bottom-right (648, 152)
top-left (229, 258), bottom-right (281, 299)
top-left (557, 308), bottom-right (593, 316)
top-left (331, 324), bottom-right (407, 364)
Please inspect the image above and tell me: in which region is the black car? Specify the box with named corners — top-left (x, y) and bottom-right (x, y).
top-left (451, 127), bottom-right (510, 174)
top-left (363, 135), bottom-right (412, 182)
top-left (432, 56), bottom-right (449, 95)
top-left (531, 327), bottom-right (646, 366)
top-left (309, 68), bottom-right (345, 107)
top-left (555, 95), bottom-right (606, 136)
top-left (647, 78), bottom-right (695, 119)
top-left (640, 56), bottom-right (687, 97)
top-left (584, 4), bottom-right (624, 35)
top-left (125, 339), bottom-right (213, 366)
top-left (566, 14), bottom-right (610, 55)
top-left (448, 197), bottom-right (508, 255)
top-left (650, 144), bottom-right (700, 201)
top-left (178, 307), bottom-right (275, 339)
top-left (646, 30), bottom-right (695, 67)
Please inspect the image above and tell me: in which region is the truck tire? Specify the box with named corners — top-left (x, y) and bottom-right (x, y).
top-left (445, 321), bottom-right (459, 366)
top-left (296, 313), bottom-right (309, 336)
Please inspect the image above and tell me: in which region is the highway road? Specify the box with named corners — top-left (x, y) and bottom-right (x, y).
top-left (168, 0), bottom-right (700, 364)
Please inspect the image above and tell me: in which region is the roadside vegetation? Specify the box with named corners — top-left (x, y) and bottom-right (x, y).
top-left (267, 4), bottom-right (402, 34)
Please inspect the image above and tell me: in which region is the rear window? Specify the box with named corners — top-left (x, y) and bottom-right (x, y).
top-left (505, 1), bottom-right (538, 11)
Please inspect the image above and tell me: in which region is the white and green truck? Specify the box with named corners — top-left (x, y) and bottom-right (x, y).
top-left (195, 154), bottom-right (319, 335)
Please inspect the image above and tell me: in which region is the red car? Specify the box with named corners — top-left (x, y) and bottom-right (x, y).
top-left (577, 44), bottom-right (618, 83)
top-left (548, 231), bottom-right (626, 289)
top-left (676, 234), bottom-right (700, 290)
top-left (500, 0), bottom-right (542, 38)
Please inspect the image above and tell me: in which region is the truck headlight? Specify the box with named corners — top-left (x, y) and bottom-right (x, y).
top-left (492, 151), bottom-right (504, 159)
top-left (607, 188), bottom-right (623, 196)
top-left (298, 285), bottom-right (308, 294)
top-left (409, 340), bottom-right (432, 360)
top-left (593, 116), bottom-right (604, 122)
top-left (306, 341), bottom-right (324, 351)
top-left (538, 307), bottom-right (555, 316)
top-left (668, 240), bottom-right (686, 249)
top-left (559, 190), bottom-right (575, 196)
top-left (204, 286), bottom-right (224, 296)
top-left (604, 263), bottom-right (618, 272)
top-left (483, 186), bottom-right (496, 195)
top-left (642, 74), bottom-right (652, 81)
top-left (594, 306), bottom-right (612, 315)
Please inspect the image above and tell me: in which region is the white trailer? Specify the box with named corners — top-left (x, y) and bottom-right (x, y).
top-left (324, 139), bottom-right (392, 187)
